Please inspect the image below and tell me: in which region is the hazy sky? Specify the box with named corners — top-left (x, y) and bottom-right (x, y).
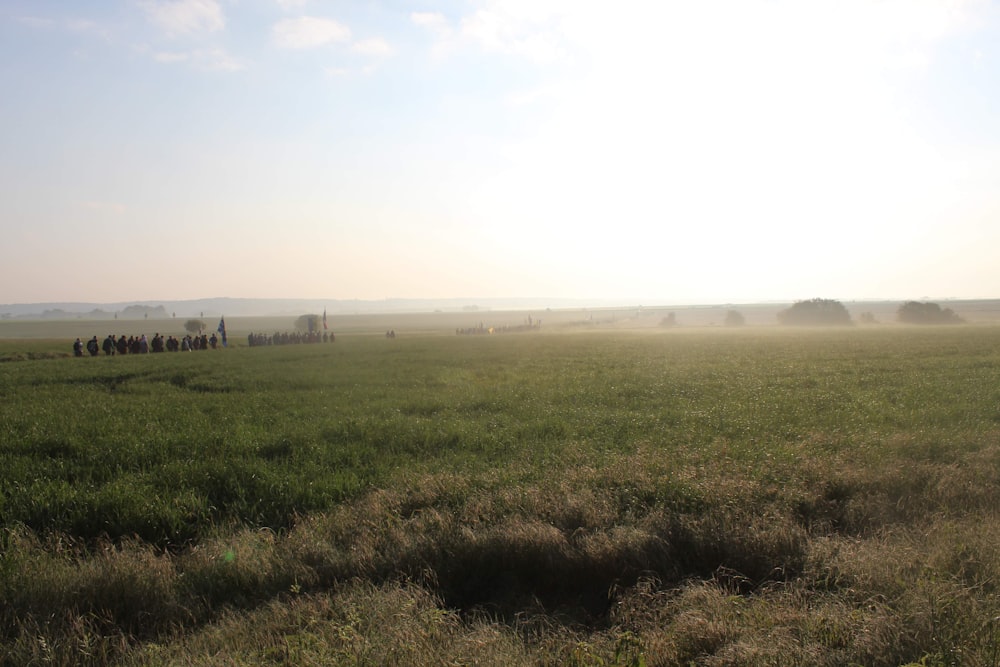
top-left (2, 0), bottom-right (998, 305)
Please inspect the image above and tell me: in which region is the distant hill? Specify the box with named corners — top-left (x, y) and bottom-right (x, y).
top-left (0, 296), bottom-right (646, 320)
top-left (0, 297), bottom-right (1000, 323)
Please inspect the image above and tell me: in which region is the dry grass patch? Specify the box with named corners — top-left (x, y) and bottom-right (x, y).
top-left (131, 581), bottom-right (531, 666)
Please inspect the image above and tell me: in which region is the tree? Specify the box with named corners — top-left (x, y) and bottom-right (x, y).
top-left (184, 319), bottom-right (205, 334)
top-left (295, 314), bottom-right (322, 332)
top-left (659, 312), bottom-right (677, 328)
top-left (777, 298), bottom-right (852, 326)
top-left (897, 301), bottom-right (963, 325)
top-left (724, 310), bottom-right (746, 327)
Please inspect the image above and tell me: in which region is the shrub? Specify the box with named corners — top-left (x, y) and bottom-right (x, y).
top-left (723, 310), bottom-right (745, 327)
top-left (294, 314), bottom-right (321, 332)
top-left (777, 299), bottom-right (852, 326)
top-left (896, 301), bottom-right (963, 325)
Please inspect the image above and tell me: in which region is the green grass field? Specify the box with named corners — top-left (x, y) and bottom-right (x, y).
top-left (2, 323), bottom-right (1000, 665)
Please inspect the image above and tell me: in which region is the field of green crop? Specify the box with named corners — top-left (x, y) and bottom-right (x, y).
top-left (2, 324), bottom-right (1000, 665)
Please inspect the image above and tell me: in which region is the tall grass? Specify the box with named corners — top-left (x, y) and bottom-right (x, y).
top-left (2, 326), bottom-right (1000, 664)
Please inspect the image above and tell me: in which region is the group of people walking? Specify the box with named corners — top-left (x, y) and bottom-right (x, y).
top-left (455, 317), bottom-right (541, 335)
top-left (73, 332), bottom-right (222, 356)
top-left (246, 330), bottom-right (334, 346)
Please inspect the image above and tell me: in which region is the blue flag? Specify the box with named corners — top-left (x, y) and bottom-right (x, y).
top-left (217, 317), bottom-right (227, 347)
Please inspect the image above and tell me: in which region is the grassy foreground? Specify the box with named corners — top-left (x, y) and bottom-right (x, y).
top-left (2, 326), bottom-right (1000, 665)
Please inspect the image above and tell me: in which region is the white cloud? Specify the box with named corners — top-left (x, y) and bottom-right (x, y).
top-left (411, 0), bottom-right (982, 70)
top-left (141, 0), bottom-right (225, 36)
top-left (411, 12), bottom-right (450, 34)
top-left (275, 0), bottom-right (308, 9)
top-left (153, 48), bottom-right (244, 71)
top-left (411, 11), bottom-right (458, 57)
top-left (412, 2), bottom-right (572, 63)
top-left (352, 38), bottom-right (392, 57)
top-left (272, 16), bottom-right (351, 49)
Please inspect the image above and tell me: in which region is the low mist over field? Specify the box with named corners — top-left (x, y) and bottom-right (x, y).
top-left (5, 291), bottom-right (998, 326)
top-left (4, 297), bottom-right (1000, 346)
top-left (5, 296), bottom-right (1000, 322)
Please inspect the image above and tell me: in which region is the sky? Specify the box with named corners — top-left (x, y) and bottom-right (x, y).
top-left (1, 0), bottom-right (999, 305)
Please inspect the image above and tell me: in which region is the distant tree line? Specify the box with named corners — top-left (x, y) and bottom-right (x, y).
top-left (7, 305), bottom-right (171, 320)
top-left (767, 299), bottom-right (966, 327)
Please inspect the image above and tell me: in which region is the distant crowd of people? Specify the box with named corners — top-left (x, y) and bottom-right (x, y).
top-left (70, 318), bottom-right (546, 354)
top-left (456, 316), bottom-right (541, 335)
top-left (73, 332), bottom-right (223, 356)
top-left (246, 330), bottom-right (334, 346)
